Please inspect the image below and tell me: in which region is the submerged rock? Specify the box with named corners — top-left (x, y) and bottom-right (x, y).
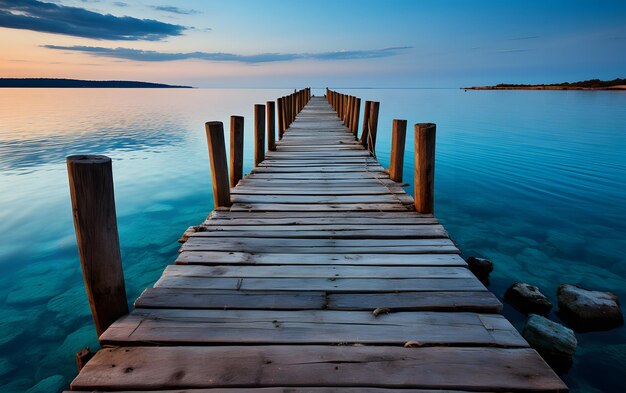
top-left (523, 314), bottom-right (577, 371)
top-left (504, 282), bottom-right (553, 315)
top-left (557, 284), bottom-right (624, 331)
top-left (466, 256), bottom-right (493, 284)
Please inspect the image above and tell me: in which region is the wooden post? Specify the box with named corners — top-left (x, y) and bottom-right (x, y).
top-left (295, 93), bottom-right (300, 115)
top-left (66, 155), bottom-right (128, 337)
top-left (76, 347), bottom-right (94, 371)
top-left (266, 101), bottom-right (276, 151)
top-left (389, 119), bottom-right (407, 182)
top-left (205, 122), bottom-right (232, 208)
top-left (336, 93), bottom-right (340, 117)
top-left (367, 101), bottom-right (380, 155)
top-left (254, 104), bottom-right (266, 166)
top-left (360, 100), bottom-right (372, 146)
top-left (229, 115), bottom-right (244, 187)
top-left (351, 97), bottom-right (361, 138)
top-left (287, 95), bottom-right (293, 126)
top-left (414, 123), bottom-right (436, 214)
top-left (277, 97), bottom-right (285, 140)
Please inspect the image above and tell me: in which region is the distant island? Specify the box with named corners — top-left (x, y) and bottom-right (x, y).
top-left (465, 78), bottom-right (626, 91)
top-left (0, 78), bottom-right (193, 88)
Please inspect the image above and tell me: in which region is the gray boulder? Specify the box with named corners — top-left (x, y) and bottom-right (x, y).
top-left (523, 313), bottom-right (577, 371)
top-left (557, 284), bottom-right (623, 331)
top-left (505, 283), bottom-right (553, 315)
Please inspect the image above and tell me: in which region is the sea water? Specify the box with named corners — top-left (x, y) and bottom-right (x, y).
top-left (0, 88), bottom-right (624, 392)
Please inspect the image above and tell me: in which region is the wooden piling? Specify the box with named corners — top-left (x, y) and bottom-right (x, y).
top-left (66, 155), bottom-right (128, 337)
top-left (351, 97), bottom-right (361, 138)
top-left (277, 97), bottom-right (285, 140)
top-left (205, 122), bottom-right (232, 208)
top-left (367, 101), bottom-right (380, 155)
top-left (266, 101), bottom-right (276, 151)
top-left (254, 104), bottom-right (266, 166)
top-left (414, 123), bottom-right (436, 214)
top-left (389, 119), bottom-right (407, 182)
top-left (229, 115), bottom-right (244, 187)
top-left (360, 100), bottom-right (372, 146)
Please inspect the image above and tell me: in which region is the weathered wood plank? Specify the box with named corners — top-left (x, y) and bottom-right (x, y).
top-left (68, 389), bottom-right (492, 393)
top-left (180, 237), bottom-right (458, 254)
top-left (154, 276), bottom-right (484, 292)
top-left (190, 228), bottom-right (447, 239)
top-left (231, 194), bottom-right (402, 204)
top-left (71, 346), bottom-right (566, 391)
top-left (160, 265), bottom-right (473, 279)
top-left (208, 210), bottom-right (434, 220)
top-left (100, 309), bottom-right (526, 347)
top-left (135, 288), bottom-right (501, 313)
top-left (135, 288), bottom-right (326, 310)
top-left (229, 203), bottom-right (410, 212)
top-left (176, 252), bottom-right (465, 266)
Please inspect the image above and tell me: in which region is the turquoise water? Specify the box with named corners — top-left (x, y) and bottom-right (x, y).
top-left (0, 88), bottom-right (624, 392)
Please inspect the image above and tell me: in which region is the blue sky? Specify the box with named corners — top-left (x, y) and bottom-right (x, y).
top-left (0, 0), bottom-right (625, 87)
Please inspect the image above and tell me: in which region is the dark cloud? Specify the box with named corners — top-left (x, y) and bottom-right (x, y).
top-left (113, 1), bottom-right (128, 7)
top-left (42, 45), bottom-right (411, 63)
top-left (0, 0), bottom-right (185, 40)
top-left (151, 6), bottom-right (201, 15)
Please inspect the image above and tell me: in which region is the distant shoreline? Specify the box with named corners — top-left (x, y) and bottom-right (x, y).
top-left (465, 85), bottom-right (626, 91)
top-left (0, 78), bottom-right (193, 88)
top-left (464, 77), bottom-right (626, 91)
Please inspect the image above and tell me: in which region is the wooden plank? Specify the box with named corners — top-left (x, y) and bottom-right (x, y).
top-left (154, 276), bottom-right (483, 292)
top-left (230, 194), bottom-right (404, 204)
top-left (229, 203), bottom-right (410, 212)
top-left (100, 309), bottom-right (527, 347)
top-left (328, 291), bottom-right (502, 312)
top-left (245, 173), bottom-right (389, 179)
top-left (199, 224), bottom-right (443, 232)
top-left (135, 288), bottom-right (501, 313)
top-left (205, 217), bottom-right (438, 226)
top-left (135, 288), bottom-right (326, 310)
top-left (232, 187), bottom-right (404, 195)
top-left (71, 346), bottom-right (566, 391)
top-left (160, 265), bottom-right (473, 279)
top-left (69, 389), bottom-right (492, 393)
top-left (208, 210), bottom-right (433, 220)
top-left (250, 166), bottom-right (386, 173)
top-left (180, 237), bottom-right (458, 253)
top-left (176, 252), bottom-right (465, 266)
top-left (191, 228), bottom-right (447, 239)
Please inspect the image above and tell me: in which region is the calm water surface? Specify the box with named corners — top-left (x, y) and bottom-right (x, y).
top-left (0, 88), bottom-right (624, 392)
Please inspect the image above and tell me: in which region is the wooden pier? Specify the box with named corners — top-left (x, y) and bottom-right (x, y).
top-left (65, 89), bottom-right (567, 392)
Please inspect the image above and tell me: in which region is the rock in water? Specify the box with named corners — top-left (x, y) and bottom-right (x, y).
top-left (466, 256), bottom-right (493, 284)
top-left (504, 282), bottom-right (553, 315)
top-left (557, 284), bottom-right (624, 331)
top-left (523, 314), bottom-right (577, 372)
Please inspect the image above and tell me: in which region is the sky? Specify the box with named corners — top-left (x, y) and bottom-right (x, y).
top-left (0, 0), bottom-right (625, 87)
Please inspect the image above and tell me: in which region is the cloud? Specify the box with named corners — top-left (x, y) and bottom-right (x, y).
top-left (151, 6), bottom-right (201, 15)
top-left (508, 36), bottom-right (540, 41)
top-left (42, 45), bottom-right (412, 63)
top-left (0, 0), bottom-right (185, 41)
top-left (113, 1), bottom-right (128, 7)
top-left (495, 48), bottom-right (533, 54)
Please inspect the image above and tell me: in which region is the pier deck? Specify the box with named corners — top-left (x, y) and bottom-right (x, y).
top-left (68, 96), bottom-right (566, 392)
